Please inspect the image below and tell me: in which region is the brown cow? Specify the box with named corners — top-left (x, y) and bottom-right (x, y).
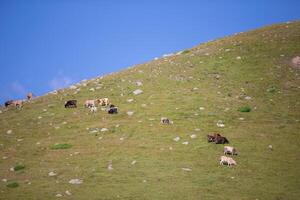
top-left (27, 92), bottom-right (33, 100)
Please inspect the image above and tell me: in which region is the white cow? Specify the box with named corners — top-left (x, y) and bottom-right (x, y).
top-left (224, 146), bottom-right (238, 155)
top-left (84, 99), bottom-right (99, 108)
top-left (220, 156), bottom-right (237, 166)
top-left (90, 105), bottom-right (97, 113)
top-left (98, 98), bottom-right (109, 106)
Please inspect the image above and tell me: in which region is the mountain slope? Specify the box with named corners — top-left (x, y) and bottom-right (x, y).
top-left (1, 21), bottom-right (300, 200)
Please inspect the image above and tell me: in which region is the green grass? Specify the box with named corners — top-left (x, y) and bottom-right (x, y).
top-left (0, 21), bottom-right (300, 200)
top-left (50, 143), bottom-right (72, 149)
top-left (6, 182), bottom-right (19, 188)
top-left (238, 106), bottom-right (251, 112)
top-left (13, 164), bottom-right (25, 171)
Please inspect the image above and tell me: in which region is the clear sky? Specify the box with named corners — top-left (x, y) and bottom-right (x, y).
top-left (0, 0), bottom-right (300, 104)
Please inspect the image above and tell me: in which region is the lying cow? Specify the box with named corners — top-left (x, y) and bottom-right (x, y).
top-left (207, 133), bottom-right (229, 144)
top-left (161, 117), bottom-right (172, 124)
top-left (108, 104), bottom-right (118, 114)
top-left (98, 98), bottom-right (109, 106)
top-left (224, 146), bottom-right (238, 155)
top-left (65, 100), bottom-right (77, 108)
top-left (215, 135), bottom-right (229, 144)
top-left (220, 156), bottom-right (236, 166)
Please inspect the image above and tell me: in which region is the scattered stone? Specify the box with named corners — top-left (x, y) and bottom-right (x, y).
top-left (169, 146), bottom-right (173, 150)
top-left (141, 104), bottom-right (147, 107)
top-left (190, 134), bottom-right (197, 139)
top-left (143, 180), bottom-right (147, 183)
top-left (291, 56), bottom-right (300, 69)
top-left (199, 107), bottom-right (205, 110)
top-left (2, 179), bottom-right (7, 182)
top-left (131, 160), bottom-right (137, 165)
top-left (127, 99), bottom-right (134, 103)
top-left (69, 85), bottom-right (77, 90)
top-left (182, 141), bottom-right (189, 145)
top-left (108, 161), bottom-right (113, 170)
top-left (120, 137), bottom-right (124, 141)
top-left (236, 56), bottom-right (241, 60)
top-left (133, 89), bottom-right (143, 95)
top-left (69, 179), bottom-right (83, 184)
top-left (89, 88), bottom-right (95, 92)
top-left (127, 111), bottom-right (134, 116)
top-left (173, 137), bottom-right (180, 142)
top-left (55, 194), bottom-right (63, 197)
top-left (6, 130), bottom-right (12, 134)
top-left (48, 172), bottom-right (57, 177)
top-left (100, 128), bottom-right (108, 132)
top-left (245, 96), bottom-right (252, 100)
top-left (182, 168), bottom-right (192, 172)
top-left (2, 156), bottom-right (8, 159)
top-left (17, 139), bottom-right (23, 142)
top-left (65, 190), bottom-right (72, 196)
top-left (136, 81), bottom-right (143, 86)
top-left (38, 116), bottom-right (42, 119)
top-left (239, 117), bottom-right (245, 120)
top-left (268, 145), bottom-right (273, 150)
top-left (217, 120), bottom-right (225, 128)
top-left (43, 109), bottom-right (47, 112)
top-left (10, 167), bottom-right (14, 172)
top-left (98, 137), bottom-right (103, 140)
top-left (195, 128), bottom-right (201, 131)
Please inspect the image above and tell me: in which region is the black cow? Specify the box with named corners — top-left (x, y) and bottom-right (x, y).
top-left (65, 100), bottom-right (77, 108)
top-left (215, 135), bottom-right (229, 144)
top-left (108, 104), bottom-right (118, 114)
top-left (5, 100), bottom-right (14, 107)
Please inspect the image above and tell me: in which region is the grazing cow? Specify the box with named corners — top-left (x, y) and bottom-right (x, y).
top-left (98, 98), bottom-right (109, 106)
top-left (224, 146), bottom-right (238, 155)
top-left (161, 117), bottom-right (170, 124)
top-left (90, 105), bottom-right (97, 113)
top-left (27, 92), bottom-right (33, 100)
top-left (108, 104), bottom-right (118, 114)
top-left (5, 100), bottom-right (14, 107)
top-left (220, 156), bottom-right (236, 166)
top-left (9, 100), bottom-right (23, 109)
top-left (84, 99), bottom-right (99, 108)
top-left (65, 100), bottom-right (77, 108)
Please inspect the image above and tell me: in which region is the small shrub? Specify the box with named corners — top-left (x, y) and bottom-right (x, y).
top-left (182, 50), bottom-right (190, 54)
top-left (6, 182), bottom-right (19, 188)
top-left (14, 164), bottom-right (25, 171)
top-left (51, 143), bottom-right (72, 150)
top-left (238, 106), bottom-right (251, 112)
top-left (267, 85), bottom-right (278, 93)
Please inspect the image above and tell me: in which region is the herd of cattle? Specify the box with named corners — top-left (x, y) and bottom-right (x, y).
top-left (4, 93), bottom-right (238, 167)
top-left (64, 98), bottom-right (118, 114)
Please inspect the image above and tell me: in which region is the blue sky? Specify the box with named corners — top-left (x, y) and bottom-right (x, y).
top-left (0, 0), bottom-right (300, 104)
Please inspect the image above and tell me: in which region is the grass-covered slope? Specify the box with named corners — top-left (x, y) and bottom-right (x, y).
top-left (1, 21), bottom-right (300, 200)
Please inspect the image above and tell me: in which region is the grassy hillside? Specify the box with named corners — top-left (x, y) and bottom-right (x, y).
top-left (1, 21), bottom-right (300, 200)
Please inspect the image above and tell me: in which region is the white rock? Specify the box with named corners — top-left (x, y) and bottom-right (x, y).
top-left (217, 120), bottom-right (225, 128)
top-left (199, 107), bottom-right (205, 110)
top-left (2, 179), bottom-right (7, 182)
top-left (108, 161), bottom-right (113, 170)
top-left (69, 179), bottom-right (83, 184)
top-left (89, 88), bottom-right (95, 92)
top-left (173, 137), bottom-right (180, 142)
top-left (65, 190), bottom-right (72, 196)
top-left (127, 99), bottom-right (134, 103)
top-left (100, 128), bottom-right (108, 132)
top-left (131, 160), bottom-right (137, 165)
top-left (190, 134), bottom-right (197, 139)
top-left (43, 109), bottom-right (47, 112)
top-left (48, 172), bottom-right (57, 177)
top-left (6, 130), bottom-right (12, 134)
top-left (69, 85), bottom-right (77, 89)
top-left (245, 96), bottom-right (252, 100)
top-left (55, 194), bottom-right (63, 197)
top-left (182, 168), bottom-right (192, 172)
top-left (136, 81), bottom-right (143, 86)
top-left (236, 56), bottom-right (241, 60)
top-left (38, 116), bottom-right (42, 119)
top-left (182, 141), bottom-right (189, 145)
top-left (268, 145), bottom-right (273, 150)
top-left (195, 128), bottom-right (201, 131)
top-left (127, 111), bottom-right (134, 116)
top-left (133, 89), bottom-right (143, 95)
top-left (239, 117), bottom-right (244, 120)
